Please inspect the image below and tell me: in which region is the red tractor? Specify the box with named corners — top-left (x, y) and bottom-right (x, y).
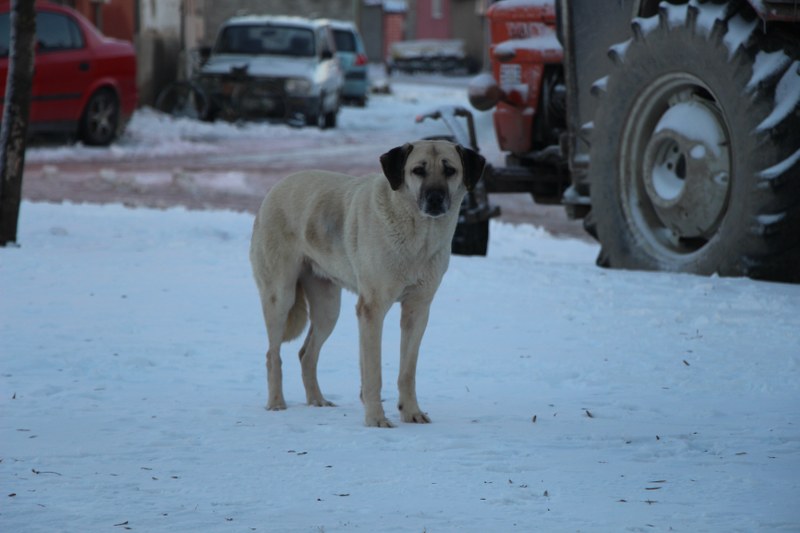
top-left (440, 0), bottom-right (799, 282)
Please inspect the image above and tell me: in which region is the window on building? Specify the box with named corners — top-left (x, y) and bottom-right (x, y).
top-left (432, 0), bottom-right (443, 19)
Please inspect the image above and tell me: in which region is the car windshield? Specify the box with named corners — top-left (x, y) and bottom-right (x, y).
top-left (215, 24), bottom-right (315, 57)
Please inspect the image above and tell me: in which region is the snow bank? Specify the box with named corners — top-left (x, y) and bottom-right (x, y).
top-left (26, 78), bottom-right (504, 167)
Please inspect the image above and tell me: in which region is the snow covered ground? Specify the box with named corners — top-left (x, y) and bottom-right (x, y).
top-left (3, 201), bottom-right (799, 532)
top-left (4, 65), bottom-right (799, 532)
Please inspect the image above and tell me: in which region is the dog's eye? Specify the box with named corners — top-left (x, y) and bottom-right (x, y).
top-left (411, 166), bottom-right (426, 177)
top-left (442, 165), bottom-right (456, 177)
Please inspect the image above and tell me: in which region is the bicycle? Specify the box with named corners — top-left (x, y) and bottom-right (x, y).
top-left (155, 79), bottom-right (210, 120)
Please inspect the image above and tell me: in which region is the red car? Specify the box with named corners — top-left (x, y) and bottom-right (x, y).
top-left (0, 1), bottom-right (137, 145)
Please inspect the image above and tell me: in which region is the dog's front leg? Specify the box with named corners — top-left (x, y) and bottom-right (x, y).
top-left (357, 295), bottom-right (393, 427)
top-left (398, 294), bottom-right (433, 423)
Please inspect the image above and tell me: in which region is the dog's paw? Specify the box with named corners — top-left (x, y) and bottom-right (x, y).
top-left (266, 398), bottom-right (287, 411)
top-left (365, 415), bottom-right (395, 428)
top-left (308, 397), bottom-right (336, 407)
top-left (401, 411), bottom-right (431, 424)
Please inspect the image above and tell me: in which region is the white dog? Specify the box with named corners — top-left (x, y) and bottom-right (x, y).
top-left (250, 140), bottom-right (485, 427)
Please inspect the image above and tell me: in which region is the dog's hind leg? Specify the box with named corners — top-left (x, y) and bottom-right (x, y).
top-left (298, 273), bottom-right (341, 407)
top-left (259, 280), bottom-right (304, 411)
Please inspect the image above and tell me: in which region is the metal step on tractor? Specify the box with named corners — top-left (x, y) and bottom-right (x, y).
top-left (435, 0), bottom-right (799, 283)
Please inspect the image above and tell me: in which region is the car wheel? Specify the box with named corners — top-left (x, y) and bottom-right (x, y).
top-left (323, 108), bottom-right (337, 129)
top-left (589, 3), bottom-right (800, 282)
top-left (80, 89), bottom-right (119, 146)
top-left (317, 93), bottom-right (338, 130)
top-left (306, 101), bottom-right (325, 129)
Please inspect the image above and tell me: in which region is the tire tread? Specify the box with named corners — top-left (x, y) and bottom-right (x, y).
top-left (587, 1), bottom-right (800, 282)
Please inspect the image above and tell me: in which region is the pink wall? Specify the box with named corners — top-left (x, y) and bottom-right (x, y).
top-left (415, 0), bottom-right (451, 39)
top-left (384, 12), bottom-right (406, 60)
top-left (71, 0), bottom-right (136, 42)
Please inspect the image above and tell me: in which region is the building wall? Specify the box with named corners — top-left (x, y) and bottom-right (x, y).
top-left (202, 0), bottom-right (355, 47)
top-left (414, 0), bottom-right (451, 39)
top-left (68, 0), bottom-right (136, 42)
top-left (452, 0), bottom-right (485, 70)
top-left (405, 0), bottom-right (485, 70)
top-left (383, 12), bottom-right (406, 62)
top-left (138, 0), bottom-right (182, 33)
top-left (182, 0), bottom-right (207, 51)
top-left (136, 0), bottom-right (183, 106)
top-left (360, 5), bottom-right (386, 62)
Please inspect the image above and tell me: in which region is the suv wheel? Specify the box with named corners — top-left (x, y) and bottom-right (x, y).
top-left (323, 108), bottom-right (338, 129)
top-left (305, 100), bottom-right (326, 129)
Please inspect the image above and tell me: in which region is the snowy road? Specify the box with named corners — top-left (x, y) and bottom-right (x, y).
top-left (2, 202), bottom-right (799, 532)
top-left (22, 76), bottom-right (587, 240)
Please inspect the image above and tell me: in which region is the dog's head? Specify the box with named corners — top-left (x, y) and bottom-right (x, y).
top-left (380, 140), bottom-right (486, 218)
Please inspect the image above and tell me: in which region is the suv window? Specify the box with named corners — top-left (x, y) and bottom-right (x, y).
top-left (0, 11), bottom-right (84, 55)
top-left (216, 24), bottom-right (316, 57)
top-left (332, 29), bottom-right (357, 53)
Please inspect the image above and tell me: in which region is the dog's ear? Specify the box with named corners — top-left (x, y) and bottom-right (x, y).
top-left (456, 145), bottom-right (486, 192)
top-left (380, 143), bottom-right (413, 191)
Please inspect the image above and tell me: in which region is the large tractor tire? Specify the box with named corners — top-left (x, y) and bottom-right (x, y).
top-left (589, 2), bottom-right (800, 282)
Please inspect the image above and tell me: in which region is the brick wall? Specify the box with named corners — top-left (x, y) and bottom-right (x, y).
top-left (383, 12), bottom-right (406, 61)
top-left (414, 0), bottom-right (451, 40)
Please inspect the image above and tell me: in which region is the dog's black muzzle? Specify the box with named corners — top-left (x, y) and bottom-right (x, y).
top-left (420, 188), bottom-right (450, 218)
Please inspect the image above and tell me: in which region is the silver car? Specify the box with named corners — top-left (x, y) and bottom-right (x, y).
top-left (199, 15), bottom-right (343, 128)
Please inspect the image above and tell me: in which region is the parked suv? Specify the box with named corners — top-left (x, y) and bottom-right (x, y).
top-left (199, 15), bottom-right (343, 128)
top-left (0, 0), bottom-right (137, 146)
top-left (323, 19), bottom-right (369, 106)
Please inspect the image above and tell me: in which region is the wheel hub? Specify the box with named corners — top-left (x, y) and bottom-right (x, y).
top-left (641, 100), bottom-right (730, 239)
top-left (91, 97), bottom-right (114, 136)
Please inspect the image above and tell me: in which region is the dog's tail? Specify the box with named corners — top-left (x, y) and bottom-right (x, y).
top-left (283, 282), bottom-right (308, 342)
